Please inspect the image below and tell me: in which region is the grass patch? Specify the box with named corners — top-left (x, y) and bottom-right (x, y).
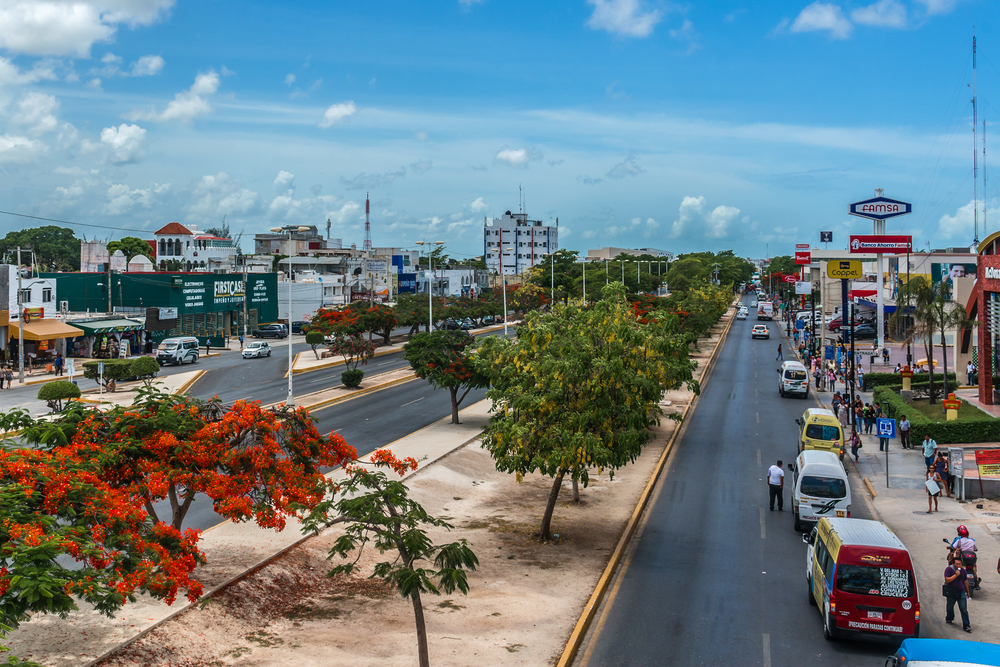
top-left (906, 398), bottom-right (991, 423)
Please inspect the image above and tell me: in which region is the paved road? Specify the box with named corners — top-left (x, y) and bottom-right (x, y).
top-left (579, 295), bottom-right (890, 666)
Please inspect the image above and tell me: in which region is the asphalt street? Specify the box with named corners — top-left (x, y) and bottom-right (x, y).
top-left (579, 295), bottom-right (889, 667)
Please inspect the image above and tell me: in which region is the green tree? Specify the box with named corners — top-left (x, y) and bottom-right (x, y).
top-left (302, 459), bottom-right (478, 667)
top-left (106, 236), bottom-right (155, 263)
top-left (82, 359), bottom-right (133, 392)
top-left (403, 331), bottom-right (491, 424)
top-left (328, 334), bottom-right (375, 388)
top-left (476, 284), bottom-right (697, 540)
top-left (36, 380), bottom-right (81, 412)
top-left (0, 226), bottom-right (79, 272)
top-left (354, 302), bottom-right (398, 345)
top-left (130, 356), bottom-right (159, 385)
top-left (305, 331), bottom-right (326, 359)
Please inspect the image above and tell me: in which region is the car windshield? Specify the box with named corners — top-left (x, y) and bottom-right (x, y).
top-left (805, 424), bottom-right (841, 441)
top-left (159, 342), bottom-right (177, 350)
top-left (836, 565), bottom-right (914, 598)
top-left (784, 370), bottom-right (807, 380)
top-left (248, 342), bottom-right (262, 348)
top-left (800, 475), bottom-right (846, 498)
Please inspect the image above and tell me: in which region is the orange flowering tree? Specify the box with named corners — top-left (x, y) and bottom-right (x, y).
top-left (309, 306), bottom-right (365, 337)
top-left (402, 330), bottom-right (490, 424)
top-left (357, 302), bottom-right (398, 345)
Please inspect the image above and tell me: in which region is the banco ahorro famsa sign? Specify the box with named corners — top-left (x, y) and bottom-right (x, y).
top-left (849, 197), bottom-right (912, 221)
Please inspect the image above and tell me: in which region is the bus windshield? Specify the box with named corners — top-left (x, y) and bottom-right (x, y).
top-left (800, 476), bottom-right (846, 499)
top-left (836, 565), bottom-right (914, 598)
top-left (806, 424), bottom-right (841, 440)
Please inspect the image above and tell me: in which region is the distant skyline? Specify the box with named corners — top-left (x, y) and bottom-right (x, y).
top-left (0, 0), bottom-right (995, 261)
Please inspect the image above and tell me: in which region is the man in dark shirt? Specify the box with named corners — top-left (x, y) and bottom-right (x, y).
top-left (944, 553), bottom-right (971, 632)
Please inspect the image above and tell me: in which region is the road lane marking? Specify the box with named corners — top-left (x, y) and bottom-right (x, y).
top-left (756, 412), bottom-right (759, 423)
top-left (763, 633), bottom-right (771, 667)
top-left (757, 449), bottom-right (761, 467)
top-left (760, 507), bottom-right (766, 539)
top-left (401, 397), bottom-right (424, 407)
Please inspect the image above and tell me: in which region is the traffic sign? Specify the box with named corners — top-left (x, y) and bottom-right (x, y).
top-left (876, 418), bottom-right (897, 439)
top-left (849, 235), bottom-right (912, 253)
top-left (827, 260), bottom-right (863, 280)
top-left (849, 196), bottom-right (912, 221)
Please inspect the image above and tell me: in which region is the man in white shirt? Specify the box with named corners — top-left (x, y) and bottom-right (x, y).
top-left (767, 460), bottom-right (785, 511)
top-left (968, 361), bottom-right (976, 387)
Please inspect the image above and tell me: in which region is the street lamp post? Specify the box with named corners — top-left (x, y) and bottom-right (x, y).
top-left (269, 225), bottom-right (311, 407)
top-left (501, 246), bottom-right (514, 336)
top-left (415, 241), bottom-right (445, 332)
top-left (581, 258), bottom-right (586, 303)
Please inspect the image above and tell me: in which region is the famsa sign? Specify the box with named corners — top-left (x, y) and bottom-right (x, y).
top-left (849, 197), bottom-right (913, 221)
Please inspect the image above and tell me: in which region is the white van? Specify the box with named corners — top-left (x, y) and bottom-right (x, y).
top-left (156, 336), bottom-right (200, 366)
top-left (789, 450), bottom-right (851, 531)
top-left (777, 360), bottom-right (809, 398)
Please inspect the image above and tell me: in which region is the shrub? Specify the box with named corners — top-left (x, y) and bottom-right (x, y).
top-left (82, 359), bottom-right (133, 391)
top-left (864, 372), bottom-right (955, 390)
top-left (36, 380), bottom-right (81, 413)
top-left (305, 331), bottom-right (326, 359)
top-left (341, 369), bottom-right (364, 388)
top-left (130, 356), bottom-right (159, 384)
top-left (874, 385), bottom-right (1000, 444)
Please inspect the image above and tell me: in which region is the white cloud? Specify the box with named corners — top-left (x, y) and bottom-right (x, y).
top-left (86, 77), bottom-right (102, 89)
top-left (851, 0), bottom-right (906, 28)
top-left (101, 52), bottom-right (121, 64)
top-left (586, 0), bottom-right (663, 38)
top-left (100, 123), bottom-right (146, 164)
top-left (414, 131), bottom-right (428, 141)
top-left (0, 134), bottom-right (46, 162)
top-left (11, 92), bottom-right (59, 135)
top-left (643, 217), bottom-right (659, 237)
top-left (0, 57), bottom-right (57, 87)
top-left (186, 172), bottom-right (261, 221)
top-left (494, 147), bottom-right (541, 167)
top-left (913, 0), bottom-right (955, 15)
top-left (790, 2), bottom-right (853, 39)
top-left (319, 101), bottom-right (357, 127)
top-left (104, 181), bottom-right (169, 215)
top-left (606, 152), bottom-right (644, 179)
top-left (130, 54), bottom-right (164, 76)
top-left (670, 196), bottom-right (741, 239)
top-left (128, 70), bottom-right (219, 122)
top-left (938, 199), bottom-right (1000, 239)
top-left (470, 197), bottom-right (488, 213)
top-left (274, 170), bottom-right (295, 186)
top-left (284, 73), bottom-right (295, 86)
top-left (0, 0), bottom-right (175, 58)
top-left (340, 168), bottom-right (406, 190)
top-left (459, 0), bottom-right (486, 5)
top-left (410, 159), bottom-right (432, 174)
top-left (669, 19), bottom-right (700, 54)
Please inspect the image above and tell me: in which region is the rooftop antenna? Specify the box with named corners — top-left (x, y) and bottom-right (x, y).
top-left (985, 119), bottom-right (989, 239)
top-left (519, 184), bottom-right (522, 214)
top-left (973, 29), bottom-right (979, 245)
top-left (363, 192), bottom-right (371, 255)
top-left (326, 217), bottom-right (331, 240)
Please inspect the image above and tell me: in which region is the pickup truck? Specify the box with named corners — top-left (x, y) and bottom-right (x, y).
top-left (756, 301), bottom-right (774, 321)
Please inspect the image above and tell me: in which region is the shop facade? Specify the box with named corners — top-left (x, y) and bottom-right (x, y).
top-left (972, 233), bottom-right (1000, 404)
top-left (64, 317), bottom-right (145, 359)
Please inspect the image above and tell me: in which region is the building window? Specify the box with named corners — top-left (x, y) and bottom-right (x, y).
top-left (159, 239), bottom-right (166, 255)
top-left (19, 289), bottom-right (30, 303)
top-left (41, 288), bottom-right (52, 303)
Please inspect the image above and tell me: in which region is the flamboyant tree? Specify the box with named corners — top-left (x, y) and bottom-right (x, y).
top-left (309, 306), bottom-right (365, 337)
top-left (327, 334), bottom-right (376, 388)
top-left (357, 302), bottom-right (398, 345)
top-left (477, 284), bottom-right (697, 540)
top-left (403, 330), bottom-right (491, 424)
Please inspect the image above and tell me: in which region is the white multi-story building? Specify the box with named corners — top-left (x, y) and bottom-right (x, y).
top-left (154, 222), bottom-right (239, 271)
top-left (484, 210), bottom-right (558, 275)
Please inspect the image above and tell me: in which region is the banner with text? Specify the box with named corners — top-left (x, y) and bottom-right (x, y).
top-left (849, 235), bottom-right (912, 253)
top-left (794, 251), bottom-right (811, 265)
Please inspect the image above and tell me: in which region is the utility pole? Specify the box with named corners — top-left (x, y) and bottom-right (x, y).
top-left (16, 247), bottom-right (23, 384)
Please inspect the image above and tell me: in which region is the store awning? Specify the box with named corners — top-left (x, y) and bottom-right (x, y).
top-left (10, 320), bottom-right (85, 341)
top-left (857, 297), bottom-right (898, 313)
top-left (848, 289), bottom-right (876, 299)
top-left (70, 319), bottom-right (145, 335)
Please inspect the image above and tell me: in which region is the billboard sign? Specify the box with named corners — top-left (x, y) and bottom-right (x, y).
top-left (796, 243), bottom-right (810, 249)
top-left (820, 231), bottom-right (833, 243)
top-left (931, 262), bottom-right (977, 288)
top-left (980, 256), bottom-right (1000, 292)
top-left (795, 281), bottom-right (811, 295)
top-left (849, 196), bottom-right (913, 220)
top-left (827, 260), bottom-right (863, 280)
top-left (365, 259), bottom-right (388, 274)
top-left (794, 251), bottom-right (811, 265)
top-left (397, 272), bottom-right (417, 293)
top-left (849, 235), bottom-right (912, 253)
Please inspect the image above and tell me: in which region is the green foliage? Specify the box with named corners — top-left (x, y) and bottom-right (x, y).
top-left (341, 369), bottom-right (364, 388)
top-left (327, 333), bottom-right (375, 373)
top-left (82, 359), bottom-right (133, 390)
top-left (764, 254), bottom-right (798, 278)
top-left (874, 386), bottom-right (998, 444)
top-left (105, 236), bottom-right (154, 263)
top-left (863, 372), bottom-right (956, 389)
top-left (0, 226), bottom-right (79, 272)
top-left (130, 356), bottom-right (159, 384)
top-left (403, 331), bottom-right (491, 424)
top-left (36, 381), bottom-right (81, 413)
top-left (305, 331), bottom-right (326, 359)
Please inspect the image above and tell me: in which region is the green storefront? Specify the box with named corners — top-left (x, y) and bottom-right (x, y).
top-left (47, 272), bottom-right (279, 347)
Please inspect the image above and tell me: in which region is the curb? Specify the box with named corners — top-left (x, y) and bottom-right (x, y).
top-left (863, 476), bottom-right (878, 499)
top-left (557, 305), bottom-right (737, 667)
top-left (287, 373), bottom-right (418, 412)
top-left (174, 371), bottom-right (206, 396)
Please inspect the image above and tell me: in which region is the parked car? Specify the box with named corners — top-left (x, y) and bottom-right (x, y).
top-left (847, 323), bottom-right (877, 339)
top-left (254, 324), bottom-right (288, 339)
top-left (460, 318), bottom-right (475, 330)
top-left (827, 316), bottom-right (860, 332)
top-left (481, 316), bottom-right (495, 326)
top-left (442, 319), bottom-right (463, 330)
top-left (291, 321), bottom-right (309, 334)
top-left (242, 341), bottom-right (272, 358)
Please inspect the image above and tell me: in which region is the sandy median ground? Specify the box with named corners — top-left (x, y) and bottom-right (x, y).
top-left (95, 314), bottom-right (732, 667)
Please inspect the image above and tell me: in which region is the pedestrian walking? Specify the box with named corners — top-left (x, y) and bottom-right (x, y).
top-left (838, 402), bottom-right (850, 430)
top-left (923, 434), bottom-right (939, 470)
top-left (5, 368), bottom-right (12, 389)
top-left (776, 343), bottom-right (782, 361)
top-left (767, 460), bottom-right (785, 511)
top-left (53, 353), bottom-right (64, 377)
top-left (850, 428), bottom-right (862, 463)
top-left (936, 452), bottom-right (954, 498)
top-left (206, 340), bottom-right (211, 356)
top-left (899, 416), bottom-right (911, 449)
top-left (927, 465), bottom-right (944, 513)
top-left (944, 552), bottom-right (972, 632)
top-left (968, 361), bottom-right (977, 386)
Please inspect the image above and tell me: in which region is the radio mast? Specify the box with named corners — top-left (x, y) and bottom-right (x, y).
top-left (973, 30), bottom-right (979, 245)
top-left (363, 192), bottom-right (372, 254)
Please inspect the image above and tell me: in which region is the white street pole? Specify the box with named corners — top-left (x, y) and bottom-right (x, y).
top-left (270, 225), bottom-right (310, 407)
top-left (17, 247), bottom-right (23, 384)
top-left (550, 253), bottom-right (554, 305)
top-left (502, 245), bottom-right (513, 337)
top-left (582, 259), bottom-right (586, 303)
top-left (429, 250), bottom-right (433, 331)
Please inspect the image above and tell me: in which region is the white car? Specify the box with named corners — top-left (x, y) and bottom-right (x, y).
top-left (751, 325), bottom-right (770, 339)
top-left (750, 300), bottom-right (758, 307)
top-left (242, 341), bottom-right (272, 358)
top-left (737, 310), bottom-right (747, 320)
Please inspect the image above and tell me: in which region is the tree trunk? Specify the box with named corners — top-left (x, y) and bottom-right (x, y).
top-left (941, 326), bottom-right (949, 411)
top-left (572, 476), bottom-right (580, 503)
top-left (540, 469), bottom-right (566, 541)
top-left (311, 344), bottom-right (320, 360)
top-left (411, 588), bottom-right (431, 667)
top-left (382, 329), bottom-right (392, 346)
top-left (925, 339), bottom-right (936, 404)
top-left (449, 387), bottom-right (460, 424)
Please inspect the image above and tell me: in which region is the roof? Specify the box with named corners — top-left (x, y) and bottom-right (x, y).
top-left (898, 638), bottom-right (1000, 663)
top-left (68, 318), bottom-right (145, 335)
top-left (10, 319), bottom-right (85, 341)
top-left (781, 361), bottom-right (807, 369)
top-left (797, 450), bottom-right (842, 468)
top-left (194, 235), bottom-right (231, 241)
top-left (826, 518), bottom-right (905, 550)
top-left (154, 222), bottom-right (194, 236)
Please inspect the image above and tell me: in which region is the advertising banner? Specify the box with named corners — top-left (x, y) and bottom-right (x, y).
top-left (827, 260), bottom-right (863, 280)
top-left (795, 281), bottom-right (810, 295)
top-left (975, 449), bottom-right (1000, 478)
top-left (979, 255), bottom-right (1000, 293)
top-left (397, 272), bottom-right (417, 293)
top-left (796, 243), bottom-right (810, 249)
top-left (931, 262), bottom-right (977, 288)
top-left (849, 235), bottom-right (913, 253)
top-left (820, 231), bottom-right (833, 243)
top-left (794, 251), bottom-right (811, 265)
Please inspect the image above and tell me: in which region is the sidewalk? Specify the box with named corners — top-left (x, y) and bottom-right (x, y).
top-left (3, 398), bottom-right (492, 667)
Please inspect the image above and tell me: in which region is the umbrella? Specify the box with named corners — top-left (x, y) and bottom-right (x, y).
top-left (915, 358), bottom-right (938, 367)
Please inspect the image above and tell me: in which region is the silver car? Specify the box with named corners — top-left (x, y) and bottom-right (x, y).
top-left (242, 341), bottom-right (272, 359)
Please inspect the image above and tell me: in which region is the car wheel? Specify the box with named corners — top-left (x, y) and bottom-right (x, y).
top-left (267, 350), bottom-right (271, 357)
top-left (793, 510), bottom-right (801, 532)
top-left (823, 612), bottom-right (835, 641)
top-left (808, 575), bottom-right (816, 606)
top-left (779, 389), bottom-right (785, 398)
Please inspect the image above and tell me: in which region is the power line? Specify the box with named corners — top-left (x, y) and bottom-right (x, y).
top-left (0, 209), bottom-right (150, 234)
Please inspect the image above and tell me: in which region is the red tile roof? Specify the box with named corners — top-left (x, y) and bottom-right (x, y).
top-left (154, 222), bottom-right (194, 235)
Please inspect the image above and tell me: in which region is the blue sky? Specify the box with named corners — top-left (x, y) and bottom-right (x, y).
top-left (0, 0), bottom-right (996, 261)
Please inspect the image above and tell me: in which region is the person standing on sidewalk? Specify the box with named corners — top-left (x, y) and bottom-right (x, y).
top-left (767, 460), bottom-right (784, 511)
top-left (899, 416), bottom-right (911, 449)
top-left (968, 361), bottom-right (976, 387)
top-left (944, 552), bottom-right (972, 632)
top-left (850, 428), bottom-right (862, 463)
top-left (923, 434), bottom-right (938, 470)
top-left (776, 343), bottom-right (782, 361)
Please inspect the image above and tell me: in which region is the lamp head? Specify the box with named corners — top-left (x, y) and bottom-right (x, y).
top-left (269, 227), bottom-right (282, 233)
top-left (296, 226), bottom-right (310, 232)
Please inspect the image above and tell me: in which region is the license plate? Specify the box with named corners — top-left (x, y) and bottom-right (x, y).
top-left (868, 611), bottom-right (883, 620)
top-left (836, 510), bottom-right (846, 517)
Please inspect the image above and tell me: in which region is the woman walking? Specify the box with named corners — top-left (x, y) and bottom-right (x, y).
top-left (850, 428), bottom-right (862, 463)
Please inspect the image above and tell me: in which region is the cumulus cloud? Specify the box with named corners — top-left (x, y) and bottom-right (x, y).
top-left (606, 152), bottom-right (645, 179)
top-left (100, 123), bottom-right (146, 164)
top-left (938, 199), bottom-right (1000, 239)
top-left (274, 170), bottom-right (295, 186)
top-left (0, 134), bottom-right (47, 163)
top-left (340, 168), bottom-right (406, 190)
top-left (670, 196), bottom-right (741, 239)
top-left (319, 101), bottom-right (357, 127)
top-left (494, 147), bottom-right (541, 167)
top-left (790, 2), bottom-right (853, 39)
top-left (470, 197), bottom-right (488, 213)
top-left (586, 0), bottom-right (662, 38)
top-left (410, 159), bottom-right (432, 174)
top-left (128, 70), bottom-right (219, 122)
top-left (186, 172), bottom-right (261, 221)
top-left (11, 92), bottom-right (59, 135)
top-left (104, 181), bottom-right (169, 215)
top-left (851, 0), bottom-right (907, 28)
top-left (0, 0), bottom-right (174, 58)
top-left (130, 54), bottom-right (164, 76)
top-left (0, 56), bottom-right (57, 88)
top-left (914, 0), bottom-right (955, 15)
top-left (284, 73), bottom-right (295, 86)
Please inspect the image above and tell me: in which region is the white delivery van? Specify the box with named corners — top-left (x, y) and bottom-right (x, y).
top-left (757, 301), bottom-right (774, 320)
top-left (789, 450), bottom-right (851, 532)
top-left (777, 361), bottom-right (809, 398)
top-left (156, 336), bottom-right (200, 366)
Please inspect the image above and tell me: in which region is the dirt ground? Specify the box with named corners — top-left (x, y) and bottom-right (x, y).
top-left (99, 414), bottom-right (684, 667)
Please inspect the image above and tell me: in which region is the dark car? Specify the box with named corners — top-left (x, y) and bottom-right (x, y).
top-left (442, 319), bottom-right (462, 331)
top-left (847, 324), bottom-right (877, 339)
top-left (460, 318), bottom-right (475, 330)
top-left (481, 316), bottom-right (495, 326)
top-left (291, 321), bottom-right (309, 334)
top-left (254, 324), bottom-right (288, 339)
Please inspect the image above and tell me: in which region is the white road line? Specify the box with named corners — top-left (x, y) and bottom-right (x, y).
top-left (763, 633), bottom-right (771, 667)
top-left (760, 507), bottom-right (766, 540)
top-left (756, 412), bottom-right (760, 424)
top-left (757, 449), bottom-right (761, 467)
top-left (400, 397), bottom-right (424, 407)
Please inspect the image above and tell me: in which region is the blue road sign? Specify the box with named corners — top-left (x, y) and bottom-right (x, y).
top-left (825, 345), bottom-right (834, 360)
top-left (876, 418), bottom-right (897, 439)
